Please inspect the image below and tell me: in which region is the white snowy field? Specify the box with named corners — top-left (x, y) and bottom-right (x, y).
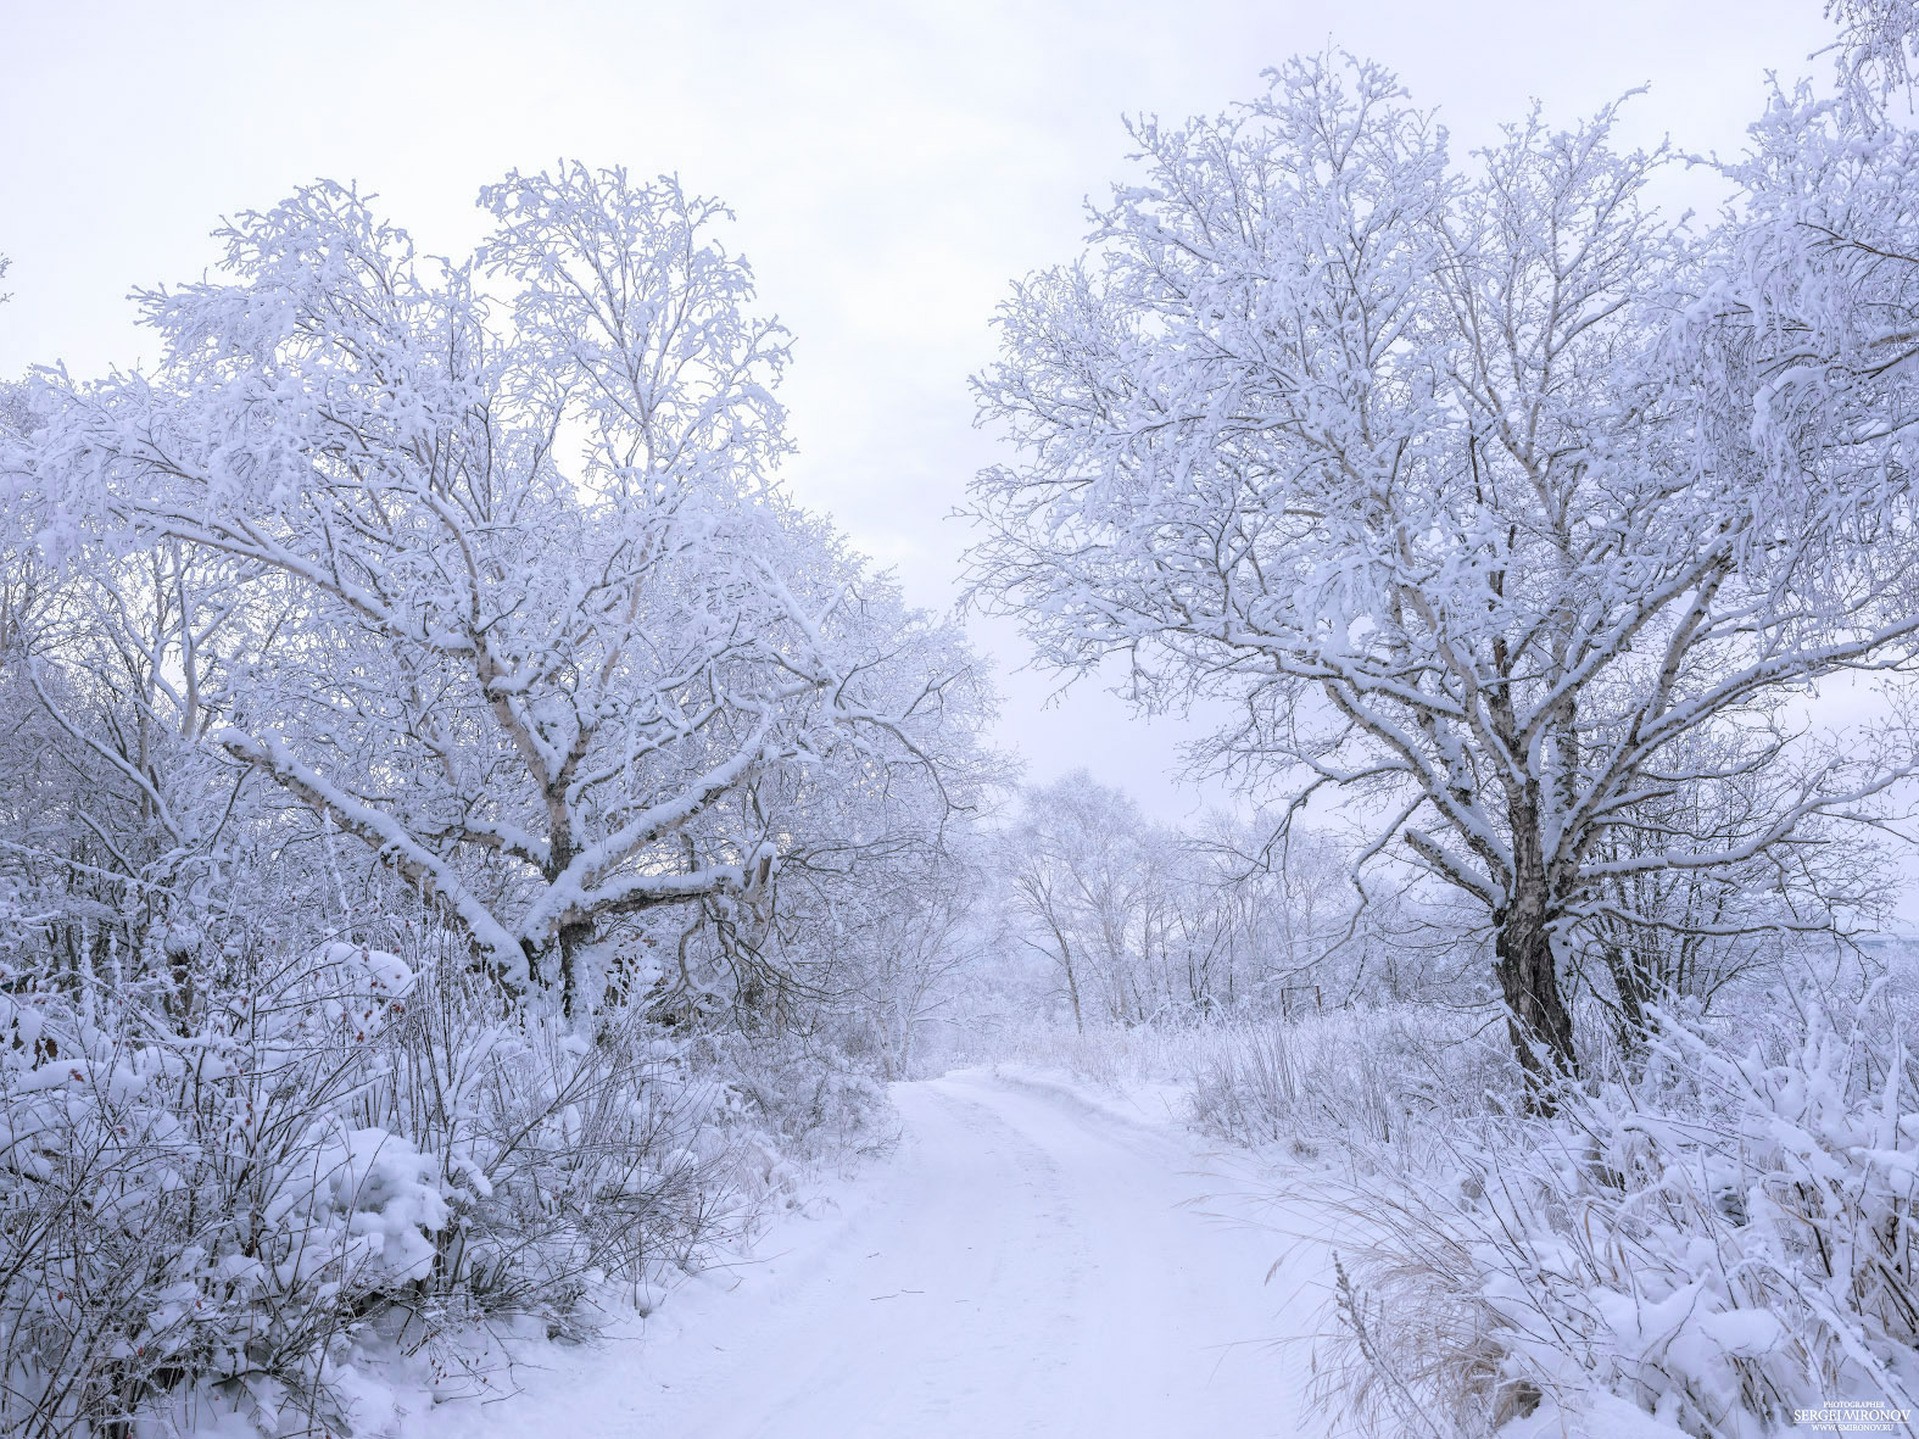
top-left (400, 1069), bottom-right (1332, 1439)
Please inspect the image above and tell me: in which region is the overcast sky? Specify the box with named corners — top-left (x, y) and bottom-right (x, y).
top-left (0, 0), bottom-right (1838, 816)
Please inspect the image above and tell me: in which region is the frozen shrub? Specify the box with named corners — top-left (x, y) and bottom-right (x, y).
top-left (702, 1028), bottom-right (894, 1186)
top-left (1318, 1002), bottom-right (1919, 1437)
top-left (373, 970), bottom-right (738, 1328)
top-left (1183, 1008), bottom-right (1515, 1164)
top-left (0, 947), bottom-right (444, 1438)
top-left (0, 933), bottom-right (763, 1436)
top-left (973, 1005), bottom-right (1515, 1169)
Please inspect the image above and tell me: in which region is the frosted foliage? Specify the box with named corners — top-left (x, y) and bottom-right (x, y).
top-left (0, 948), bottom-right (443, 1436)
top-left (1827, 0), bottom-right (1919, 91)
top-left (1319, 1004), bottom-right (1919, 1438)
top-left (0, 166), bottom-right (987, 1436)
top-left (967, 54), bottom-right (1919, 1076)
top-left (28, 165), bottom-right (988, 1017)
top-left (0, 935), bottom-right (789, 1438)
top-left (999, 774), bottom-right (1403, 1031)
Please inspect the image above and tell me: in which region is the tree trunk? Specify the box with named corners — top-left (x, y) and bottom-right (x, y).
top-left (1494, 879), bottom-right (1578, 1101)
top-left (1062, 949), bottom-right (1085, 1035)
top-left (557, 919), bottom-right (592, 1020)
top-left (1052, 927), bottom-right (1085, 1035)
top-left (1603, 938), bottom-right (1654, 1052)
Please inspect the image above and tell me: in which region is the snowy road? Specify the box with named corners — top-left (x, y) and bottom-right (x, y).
top-left (418, 1070), bottom-right (1330, 1438)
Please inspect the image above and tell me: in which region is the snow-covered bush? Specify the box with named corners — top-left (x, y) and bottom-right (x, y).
top-left (989, 990), bottom-right (1919, 1435)
top-left (703, 1028), bottom-right (894, 1186)
top-left (1183, 1007), bottom-right (1514, 1163)
top-left (0, 931), bottom-right (769, 1436)
top-left (0, 945), bottom-right (442, 1438)
top-left (366, 957), bottom-right (737, 1330)
top-left (969, 1004), bottom-right (1512, 1169)
top-left (1318, 1001), bottom-right (1919, 1437)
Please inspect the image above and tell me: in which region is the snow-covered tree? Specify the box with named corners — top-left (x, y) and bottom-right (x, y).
top-left (966, 56), bottom-right (1919, 1080)
top-left (1826, 0), bottom-right (1919, 93)
top-left (29, 166), bottom-right (991, 1017)
top-left (1004, 776), bottom-right (1156, 1032)
top-left (0, 170), bottom-right (1004, 1433)
top-left (1001, 774), bottom-right (1379, 1028)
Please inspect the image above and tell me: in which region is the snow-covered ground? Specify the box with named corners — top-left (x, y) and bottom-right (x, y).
top-left (403, 1067), bottom-right (1332, 1438)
